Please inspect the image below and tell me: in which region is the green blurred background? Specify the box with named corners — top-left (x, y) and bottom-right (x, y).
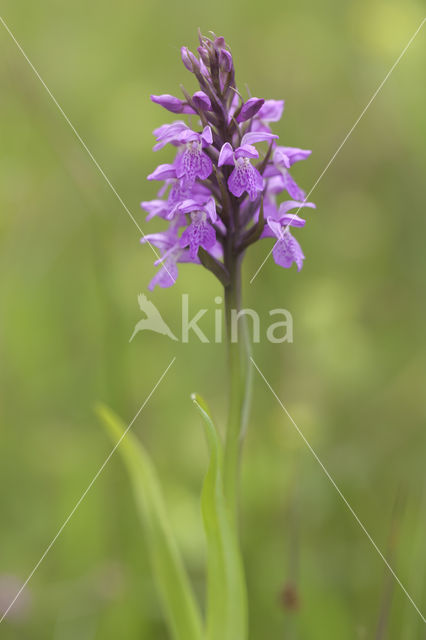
top-left (1, 0), bottom-right (425, 637)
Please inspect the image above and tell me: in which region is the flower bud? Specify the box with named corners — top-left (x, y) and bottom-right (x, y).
top-left (199, 57), bottom-right (210, 79)
top-left (219, 48), bottom-right (233, 73)
top-left (151, 94), bottom-right (195, 114)
top-left (192, 91), bottom-right (212, 111)
top-left (197, 45), bottom-right (210, 66)
top-left (236, 97), bottom-right (265, 123)
top-left (214, 36), bottom-right (226, 50)
top-left (181, 46), bottom-right (199, 72)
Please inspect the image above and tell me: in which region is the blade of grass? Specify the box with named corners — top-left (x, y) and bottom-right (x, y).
top-left (96, 403), bottom-right (203, 640)
top-left (191, 393), bottom-right (248, 640)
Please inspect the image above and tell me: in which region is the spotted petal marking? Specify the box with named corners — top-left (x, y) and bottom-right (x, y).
top-left (228, 158), bottom-right (264, 201)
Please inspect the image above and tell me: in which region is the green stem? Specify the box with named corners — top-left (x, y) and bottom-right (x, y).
top-left (223, 254), bottom-right (252, 525)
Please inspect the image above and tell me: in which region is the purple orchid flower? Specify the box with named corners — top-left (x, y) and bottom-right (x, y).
top-left (218, 132), bottom-right (278, 201)
top-left (175, 197), bottom-right (217, 259)
top-left (261, 216), bottom-right (305, 272)
top-left (262, 199), bottom-right (316, 228)
top-left (175, 127), bottom-right (213, 184)
top-left (271, 228), bottom-right (305, 271)
top-left (152, 123), bottom-right (213, 185)
top-left (140, 221), bottom-right (198, 290)
top-left (261, 201), bottom-right (316, 271)
top-left (262, 145), bottom-right (312, 201)
top-left (180, 210), bottom-right (216, 259)
top-left (174, 196), bottom-right (217, 222)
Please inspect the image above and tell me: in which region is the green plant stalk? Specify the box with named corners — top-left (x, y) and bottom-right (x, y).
top-left (192, 393), bottom-right (248, 640)
top-left (96, 404), bottom-right (204, 640)
top-left (223, 252), bottom-right (252, 525)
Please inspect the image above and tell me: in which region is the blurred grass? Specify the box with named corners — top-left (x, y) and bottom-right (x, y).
top-left (0, 0), bottom-right (425, 637)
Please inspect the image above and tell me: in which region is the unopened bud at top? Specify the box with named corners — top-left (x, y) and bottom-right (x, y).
top-left (192, 91), bottom-right (212, 111)
top-left (181, 46), bottom-right (199, 72)
top-left (197, 45), bottom-right (210, 66)
top-left (219, 48), bottom-right (233, 73)
top-left (214, 36), bottom-right (226, 50)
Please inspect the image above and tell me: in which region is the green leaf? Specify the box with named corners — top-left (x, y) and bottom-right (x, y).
top-left (96, 404), bottom-right (203, 640)
top-left (191, 393), bottom-right (248, 640)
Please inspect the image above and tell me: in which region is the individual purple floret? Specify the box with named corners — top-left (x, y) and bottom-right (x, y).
top-left (141, 31), bottom-right (315, 289)
top-left (180, 210), bottom-right (216, 259)
top-left (272, 229), bottom-right (305, 271)
top-left (140, 220), bottom-right (200, 290)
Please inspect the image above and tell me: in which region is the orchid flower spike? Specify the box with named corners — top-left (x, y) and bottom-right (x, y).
top-left (140, 31), bottom-right (315, 288)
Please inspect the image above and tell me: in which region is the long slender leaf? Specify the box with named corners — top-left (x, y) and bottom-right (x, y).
top-left (191, 393), bottom-right (248, 640)
top-left (96, 403), bottom-right (203, 640)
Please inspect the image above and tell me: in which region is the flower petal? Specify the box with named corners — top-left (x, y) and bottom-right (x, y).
top-left (241, 131), bottom-right (279, 146)
top-left (140, 231), bottom-right (174, 252)
top-left (149, 255), bottom-right (179, 290)
top-left (278, 200), bottom-right (316, 215)
top-left (273, 148), bottom-right (291, 169)
top-left (198, 152), bottom-right (213, 180)
top-left (153, 121), bottom-right (189, 150)
top-left (278, 214), bottom-right (306, 228)
top-left (228, 160), bottom-right (264, 201)
top-left (265, 175), bottom-right (287, 195)
top-left (176, 148), bottom-right (213, 183)
top-left (265, 214), bottom-right (306, 236)
top-left (218, 142), bottom-right (235, 166)
top-left (272, 231), bottom-right (305, 271)
top-left (180, 216), bottom-right (216, 260)
top-left (140, 199), bottom-right (169, 221)
top-left (256, 99), bottom-right (284, 122)
top-left (201, 125), bottom-right (213, 146)
top-left (278, 146), bottom-right (312, 165)
top-left (281, 172), bottom-right (306, 200)
top-left (204, 197), bottom-right (217, 223)
top-left (266, 217), bottom-right (284, 239)
top-left (147, 164), bottom-right (177, 181)
top-left (235, 144), bottom-right (259, 160)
